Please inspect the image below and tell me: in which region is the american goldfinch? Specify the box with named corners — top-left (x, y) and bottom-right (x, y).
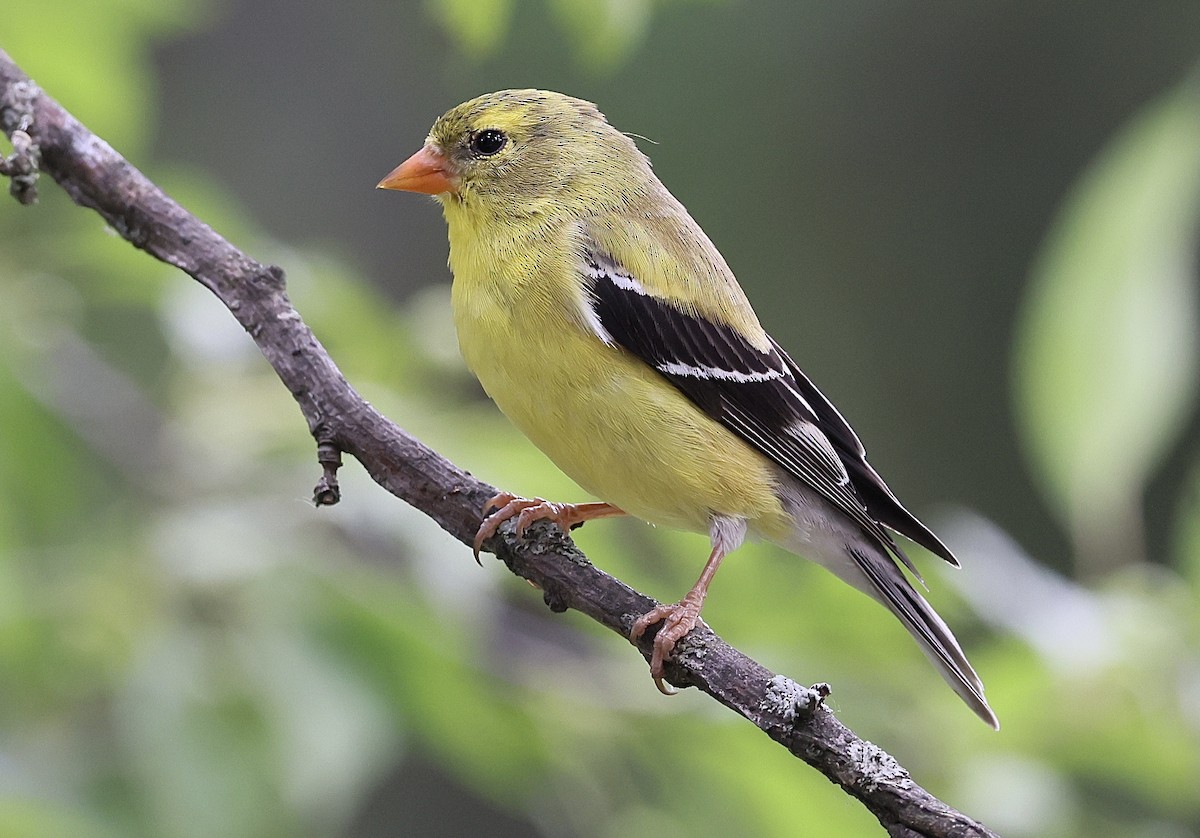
top-left (378, 89), bottom-right (998, 728)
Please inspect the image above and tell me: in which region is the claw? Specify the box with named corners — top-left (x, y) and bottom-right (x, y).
top-left (481, 491), bottom-right (514, 518)
top-left (472, 492), bottom-right (521, 563)
top-left (515, 500), bottom-right (569, 538)
top-left (629, 592), bottom-right (706, 695)
top-left (472, 495), bottom-right (552, 563)
top-left (471, 495), bottom-right (625, 563)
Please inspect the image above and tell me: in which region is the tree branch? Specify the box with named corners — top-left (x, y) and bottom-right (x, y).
top-left (0, 50), bottom-right (996, 838)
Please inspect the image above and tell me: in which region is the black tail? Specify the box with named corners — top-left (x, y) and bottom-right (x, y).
top-left (851, 546), bottom-right (998, 729)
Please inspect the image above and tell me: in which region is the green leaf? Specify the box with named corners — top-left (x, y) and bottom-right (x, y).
top-left (426, 0), bottom-right (514, 58)
top-left (1014, 75), bottom-right (1200, 571)
top-left (548, 0), bottom-right (653, 72)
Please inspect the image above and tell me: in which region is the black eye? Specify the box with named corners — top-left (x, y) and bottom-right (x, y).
top-left (470, 128), bottom-right (507, 157)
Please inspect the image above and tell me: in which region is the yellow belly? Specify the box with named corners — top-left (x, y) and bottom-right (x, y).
top-left (452, 279), bottom-right (789, 536)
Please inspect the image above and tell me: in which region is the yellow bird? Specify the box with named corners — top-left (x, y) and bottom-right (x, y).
top-left (378, 89), bottom-right (998, 728)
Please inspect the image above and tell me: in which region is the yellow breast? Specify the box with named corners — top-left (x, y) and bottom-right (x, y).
top-left (446, 217), bottom-right (788, 536)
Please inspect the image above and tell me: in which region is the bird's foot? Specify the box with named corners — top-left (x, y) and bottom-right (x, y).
top-left (630, 591), bottom-right (706, 695)
top-left (472, 493), bottom-right (623, 562)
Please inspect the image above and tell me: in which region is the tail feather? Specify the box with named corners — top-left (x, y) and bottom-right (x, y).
top-left (769, 477), bottom-right (997, 727)
top-left (850, 546), bottom-right (999, 729)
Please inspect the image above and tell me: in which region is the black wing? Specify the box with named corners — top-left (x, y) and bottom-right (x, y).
top-left (582, 250), bottom-right (957, 568)
top-left (770, 340), bottom-right (958, 565)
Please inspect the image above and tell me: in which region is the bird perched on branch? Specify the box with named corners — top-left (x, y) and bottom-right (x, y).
top-left (378, 89), bottom-right (998, 728)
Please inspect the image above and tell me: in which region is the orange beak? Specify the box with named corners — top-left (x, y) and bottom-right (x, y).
top-left (376, 145), bottom-right (455, 195)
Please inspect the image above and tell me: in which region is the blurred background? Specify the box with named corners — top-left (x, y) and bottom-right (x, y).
top-left (3, 1), bottom-right (1200, 835)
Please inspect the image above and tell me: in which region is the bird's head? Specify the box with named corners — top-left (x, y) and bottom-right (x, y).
top-left (377, 89), bottom-right (651, 220)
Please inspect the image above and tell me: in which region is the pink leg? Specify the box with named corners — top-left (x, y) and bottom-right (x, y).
top-left (630, 540), bottom-right (729, 694)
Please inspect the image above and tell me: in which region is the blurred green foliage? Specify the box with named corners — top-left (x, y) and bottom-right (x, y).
top-left (1015, 79), bottom-right (1200, 576)
top-left (428, 0), bottom-right (697, 71)
top-left (3, 2), bottom-right (1200, 837)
